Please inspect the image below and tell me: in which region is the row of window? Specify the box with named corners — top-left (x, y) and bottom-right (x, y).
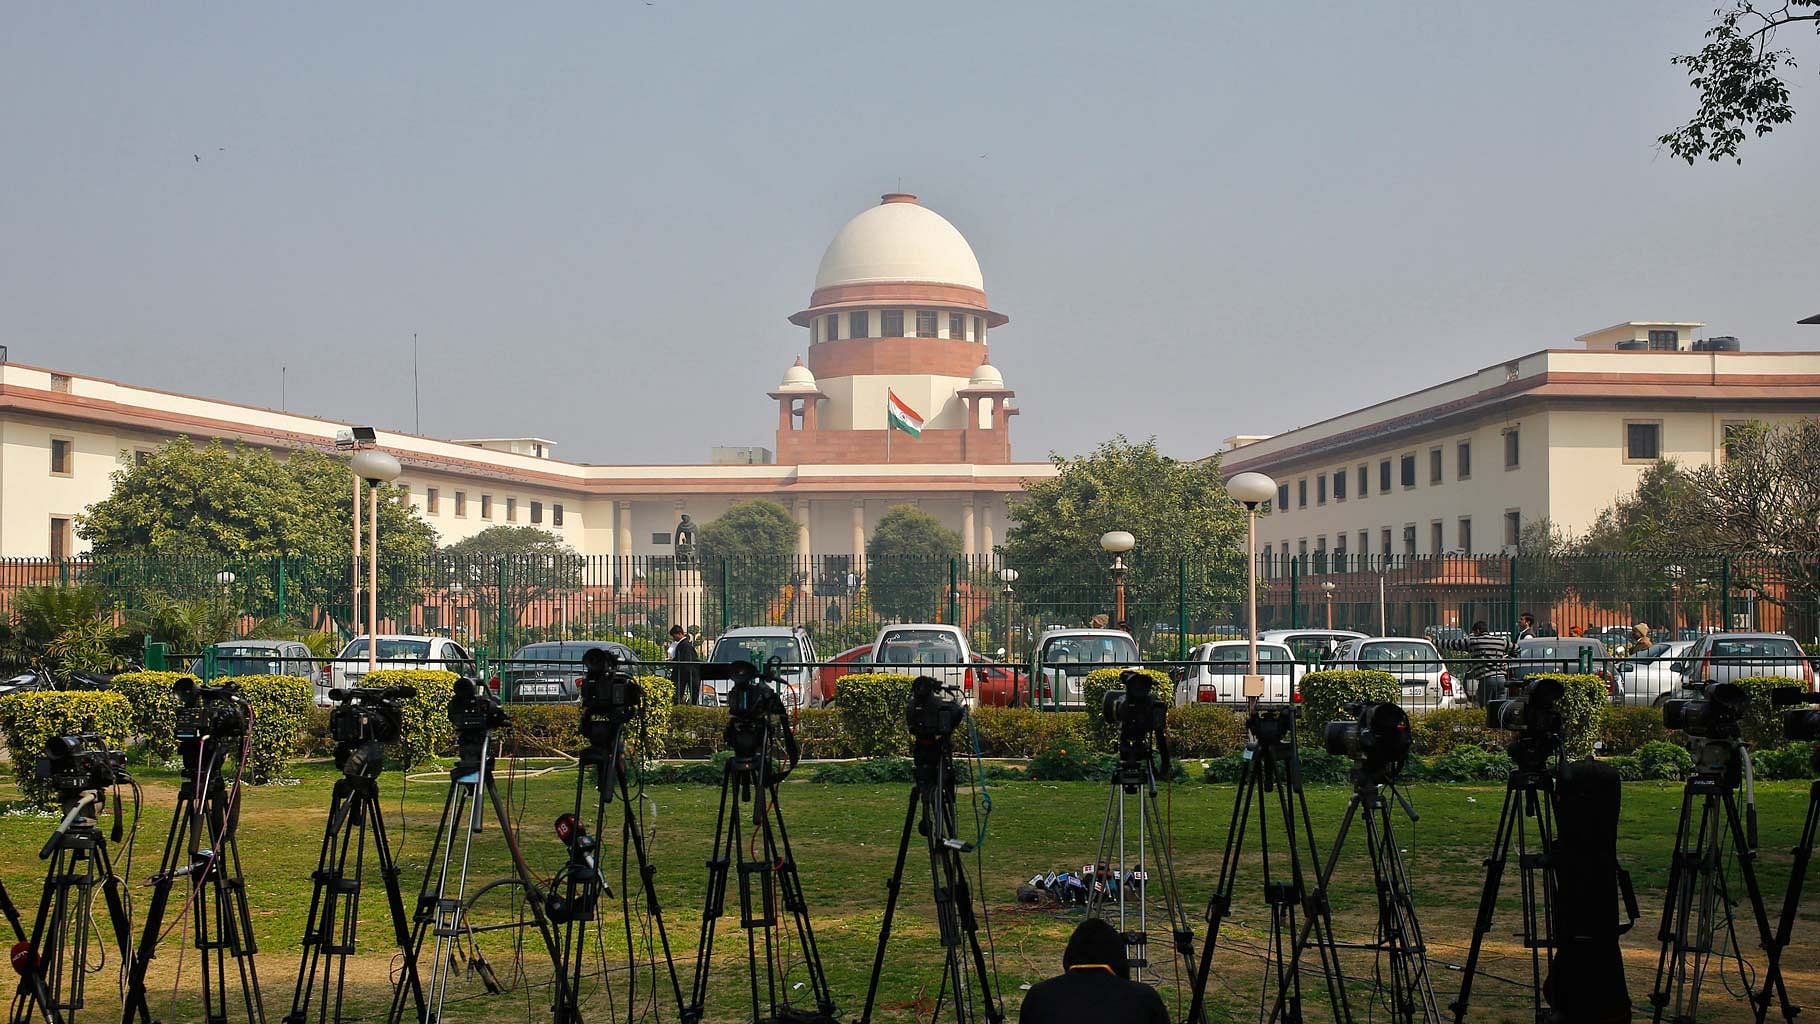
top-left (1279, 430), bottom-right (1520, 512)
top-left (421, 486), bottom-right (563, 527)
top-left (1265, 510), bottom-right (1523, 568)
top-left (816, 310), bottom-right (986, 343)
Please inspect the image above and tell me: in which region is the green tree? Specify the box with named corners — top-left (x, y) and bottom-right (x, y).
top-left (76, 439), bottom-right (437, 628)
top-left (697, 500), bottom-right (799, 628)
top-left (865, 506), bottom-right (964, 622)
top-left (1005, 437), bottom-right (1248, 642)
top-left (1661, 0), bottom-right (1819, 162)
top-left (435, 526), bottom-right (584, 637)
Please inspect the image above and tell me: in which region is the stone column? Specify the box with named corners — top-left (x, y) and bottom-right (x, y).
top-left (962, 501), bottom-right (977, 558)
top-left (794, 498), bottom-right (812, 558)
top-left (981, 499), bottom-right (997, 557)
top-left (850, 500), bottom-right (866, 564)
top-left (615, 500), bottom-right (633, 587)
top-left (778, 399), bottom-right (793, 431)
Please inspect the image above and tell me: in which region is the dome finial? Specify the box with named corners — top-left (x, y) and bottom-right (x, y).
top-left (880, 192), bottom-right (918, 205)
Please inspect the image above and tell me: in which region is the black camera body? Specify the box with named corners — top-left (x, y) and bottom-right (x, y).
top-left (1771, 685), bottom-right (1820, 745)
top-left (1663, 681), bottom-right (1748, 741)
top-left (1487, 677), bottom-right (1566, 737)
top-left (907, 674), bottom-right (968, 744)
top-left (34, 733), bottom-right (126, 795)
top-left (1247, 706), bottom-right (1298, 749)
top-left (718, 658), bottom-right (792, 761)
top-left (1324, 701), bottom-right (1412, 780)
top-left (449, 677), bottom-right (509, 775)
top-left (579, 647), bottom-right (642, 745)
top-left (173, 677), bottom-right (251, 743)
top-left (1101, 670), bottom-right (1171, 777)
top-left (328, 685), bottom-right (414, 778)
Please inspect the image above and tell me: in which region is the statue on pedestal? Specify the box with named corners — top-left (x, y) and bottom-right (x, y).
top-left (674, 514), bottom-right (697, 569)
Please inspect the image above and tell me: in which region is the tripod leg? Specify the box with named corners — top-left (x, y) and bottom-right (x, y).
top-left (1140, 780), bottom-right (1196, 986)
top-left (687, 762), bottom-right (736, 1021)
top-left (858, 789), bottom-right (920, 1024)
top-left (286, 780), bottom-right (354, 1024)
top-left (1268, 792), bottom-right (1360, 1024)
top-left (1720, 792), bottom-right (1789, 1024)
top-left (483, 777), bottom-right (568, 1017)
top-left (1651, 787), bottom-right (1709, 1024)
top-left (1756, 780), bottom-right (1816, 1024)
top-left (1087, 778), bottom-right (1120, 927)
top-left (766, 778), bottom-right (837, 1018)
top-left (388, 777), bottom-right (459, 1024)
top-left (1185, 750), bottom-right (1260, 1024)
top-left (212, 796), bottom-right (267, 1024)
top-left (12, 847), bottom-right (68, 1024)
top-left (1449, 776), bottom-right (1522, 1024)
top-left (121, 788), bottom-right (197, 1024)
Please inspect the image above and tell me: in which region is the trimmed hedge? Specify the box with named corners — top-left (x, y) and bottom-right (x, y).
top-left (1166, 705), bottom-right (1247, 758)
top-left (1081, 668), bottom-right (1173, 753)
top-left (218, 674), bottom-right (313, 783)
top-left (1519, 674), bottom-right (1608, 760)
top-left (969, 707), bottom-right (1088, 759)
top-left (1410, 707), bottom-right (1500, 755)
top-left (832, 673), bottom-right (916, 758)
top-left (791, 707), bottom-right (853, 760)
top-left (0, 691), bottom-right (135, 805)
top-left (1733, 676), bottom-right (1806, 751)
top-left (669, 705), bottom-right (729, 758)
top-left (503, 704), bottom-right (582, 756)
top-left (362, 670), bottom-right (458, 770)
top-left (1636, 740), bottom-right (1695, 780)
top-left (1299, 670), bottom-right (1401, 735)
top-left (1600, 705), bottom-right (1682, 755)
top-left (106, 671), bottom-right (188, 759)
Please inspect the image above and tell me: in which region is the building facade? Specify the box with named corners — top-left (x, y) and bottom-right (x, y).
top-left (2, 193), bottom-right (1055, 560)
top-left (1218, 320), bottom-right (1820, 570)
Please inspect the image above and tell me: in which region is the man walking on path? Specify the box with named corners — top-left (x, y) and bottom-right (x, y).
top-left (668, 624), bottom-right (700, 704)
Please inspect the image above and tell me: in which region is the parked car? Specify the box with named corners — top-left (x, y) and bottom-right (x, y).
top-left (871, 624), bottom-right (974, 698)
top-left (326, 635), bottom-right (476, 704)
top-left (1423, 626), bottom-right (1468, 651)
top-left (1673, 632), bottom-right (1814, 690)
top-left (1613, 640), bottom-right (1694, 707)
top-left (1259, 629), bottom-right (1368, 666)
top-left (704, 626), bottom-right (818, 707)
top-left (497, 640), bottom-right (636, 703)
top-left (1507, 637), bottom-right (1610, 683)
top-left (188, 640), bottom-right (316, 681)
top-left (1329, 636), bottom-right (1465, 711)
top-left (1184, 640), bottom-right (1302, 704)
top-left (815, 643), bottom-right (874, 704)
top-left (1029, 629), bottom-right (1140, 707)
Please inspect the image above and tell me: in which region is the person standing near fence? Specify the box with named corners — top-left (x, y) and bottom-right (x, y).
top-left (1517, 612), bottom-right (1537, 640)
top-left (1465, 620), bottom-right (1515, 707)
top-left (668, 624), bottom-right (700, 704)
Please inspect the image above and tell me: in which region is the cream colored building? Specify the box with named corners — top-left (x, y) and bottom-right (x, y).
top-left (3, 193), bottom-right (1054, 561)
top-left (1218, 320), bottom-right (1820, 568)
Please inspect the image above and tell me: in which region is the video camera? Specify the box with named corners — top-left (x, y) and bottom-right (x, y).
top-left (1324, 701), bottom-right (1412, 779)
top-left (1663, 681), bottom-right (1748, 740)
top-left (1487, 677), bottom-right (1565, 737)
top-left (1246, 706), bottom-right (1298, 749)
top-left (1101, 670), bottom-right (1170, 774)
top-left (328, 685), bottom-right (414, 777)
top-left (173, 677), bottom-right (250, 743)
top-left (1773, 686), bottom-right (1820, 743)
top-left (448, 677), bottom-right (508, 736)
top-left (580, 647), bottom-right (641, 724)
top-left (34, 733), bottom-right (126, 795)
top-left (907, 674), bottom-right (967, 744)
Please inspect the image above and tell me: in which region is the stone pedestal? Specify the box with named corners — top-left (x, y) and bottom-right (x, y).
top-left (673, 568), bottom-right (706, 634)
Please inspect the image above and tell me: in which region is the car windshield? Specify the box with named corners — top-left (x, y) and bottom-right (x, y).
top-left (1281, 635), bottom-right (1343, 663)
top-left (514, 643), bottom-right (627, 667)
top-left (1711, 638), bottom-right (1802, 659)
top-left (1204, 645), bottom-right (1291, 666)
top-left (713, 636), bottom-right (801, 666)
top-left (344, 639), bottom-right (432, 660)
top-left (1041, 635), bottom-right (1138, 664)
top-left (190, 647), bottom-right (299, 676)
top-left (1359, 642), bottom-right (1436, 669)
top-left (1633, 642), bottom-right (1675, 660)
top-left (876, 631), bottom-right (963, 665)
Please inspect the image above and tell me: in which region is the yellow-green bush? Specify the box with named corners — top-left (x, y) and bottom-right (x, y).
top-left (0, 691), bottom-right (135, 805)
top-left (831, 673), bottom-right (917, 758)
top-left (1082, 668), bottom-right (1173, 752)
top-left (1733, 676), bottom-right (1807, 750)
top-left (1411, 707), bottom-right (1500, 755)
top-left (629, 675), bottom-right (674, 761)
top-left (106, 670), bottom-right (187, 758)
top-left (968, 707), bottom-right (1088, 758)
top-left (791, 707), bottom-right (853, 760)
top-left (669, 705), bottom-right (729, 758)
top-left (1600, 704), bottom-right (1680, 755)
top-left (1298, 670), bottom-right (1401, 738)
top-left (1520, 674), bottom-right (1609, 759)
top-left (216, 675), bottom-right (313, 783)
top-left (1167, 704), bottom-right (1248, 757)
top-left (503, 704), bottom-right (582, 755)
top-left (362, 669), bottom-right (458, 769)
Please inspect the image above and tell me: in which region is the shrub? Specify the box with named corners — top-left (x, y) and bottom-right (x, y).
top-left (969, 707), bottom-right (1087, 759)
top-left (627, 676), bottom-right (675, 761)
top-left (811, 758), bottom-right (916, 784)
top-left (832, 673), bottom-right (916, 758)
top-left (1601, 705), bottom-right (1679, 756)
top-left (1410, 708), bottom-right (1499, 756)
top-left (1166, 705), bottom-right (1247, 757)
top-left (106, 670), bottom-right (187, 759)
top-left (503, 704), bottom-right (582, 756)
top-left (1298, 671), bottom-right (1401, 736)
top-left (363, 670), bottom-right (458, 769)
top-left (1520, 674), bottom-right (1608, 760)
top-left (1733, 676), bottom-right (1806, 751)
top-left (669, 706), bottom-right (729, 758)
top-left (1419, 745), bottom-right (1517, 782)
top-left (791, 707), bottom-right (853, 760)
top-left (1027, 739), bottom-right (1114, 781)
top-left (1604, 755), bottom-right (1644, 781)
top-left (217, 675), bottom-right (313, 783)
top-left (1081, 668), bottom-right (1173, 753)
top-left (1750, 742), bottom-right (1816, 780)
top-left (301, 705), bottom-right (334, 758)
top-left (645, 755), bottom-right (728, 785)
top-left (0, 691), bottom-right (135, 805)
top-left (1635, 740), bottom-right (1695, 781)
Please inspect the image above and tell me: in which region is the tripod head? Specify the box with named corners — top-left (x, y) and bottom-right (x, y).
top-left (449, 677), bottom-right (509, 774)
top-left (1487, 678), bottom-right (1568, 775)
top-left (1325, 701), bottom-right (1412, 788)
top-left (1246, 705), bottom-right (1299, 751)
top-left (328, 684), bottom-right (414, 780)
top-left (34, 732), bottom-right (127, 856)
top-left (173, 677), bottom-right (251, 781)
top-left (1100, 670), bottom-right (1171, 778)
top-left (709, 657), bottom-right (800, 767)
top-left (906, 674), bottom-right (968, 783)
top-left (578, 647), bottom-right (641, 751)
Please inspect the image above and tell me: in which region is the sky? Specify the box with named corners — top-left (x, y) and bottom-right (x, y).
top-left (3, 2), bottom-right (1815, 465)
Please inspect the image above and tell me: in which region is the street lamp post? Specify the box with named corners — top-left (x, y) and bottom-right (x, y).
top-left (215, 570), bottom-right (237, 642)
top-left (1099, 532), bottom-right (1134, 631)
top-left (350, 449), bottom-right (401, 676)
top-left (1321, 580), bottom-right (1336, 629)
top-left (1225, 473), bottom-right (1278, 698)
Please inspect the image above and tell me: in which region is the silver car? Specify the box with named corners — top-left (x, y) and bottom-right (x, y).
top-left (1330, 636), bottom-right (1467, 711)
top-left (1673, 632), bottom-right (1814, 690)
top-left (1029, 629), bottom-right (1139, 707)
top-left (705, 627), bottom-right (818, 707)
top-left (1614, 640), bottom-right (1693, 707)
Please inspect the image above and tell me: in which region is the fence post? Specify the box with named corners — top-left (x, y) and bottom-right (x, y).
top-left (276, 556), bottom-right (287, 622)
top-left (1720, 556), bottom-right (1731, 629)
top-left (495, 558), bottom-right (509, 664)
top-left (1507, 553), bottom-right (1519, 643)
top-left (720, 560), bottom-right (731, 634)
top-left (948, 558), bottom-right (959, 626)
top-left (58, 559), bottom-right (69, 586)
top-left (1289, 558), bottom-right (1300, 629)
top-left (1177, 558), bottom-right (1188, 661)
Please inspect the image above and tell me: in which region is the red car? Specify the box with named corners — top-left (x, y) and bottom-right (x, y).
top-left (815, 644), bottom-right (1022, 707)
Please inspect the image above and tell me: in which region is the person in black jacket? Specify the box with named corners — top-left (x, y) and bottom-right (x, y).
top-left (668, 624), bottom-right (700, 704)
top-left (1018, 918), bottom-right (1168, 1024)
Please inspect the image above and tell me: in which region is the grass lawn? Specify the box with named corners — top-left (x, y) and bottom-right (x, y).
top-left (0, 759), bottom-right (1812, 1023)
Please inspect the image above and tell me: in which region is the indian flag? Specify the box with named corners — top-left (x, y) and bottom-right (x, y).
top-left (886, 390), bottom-right (924, 437)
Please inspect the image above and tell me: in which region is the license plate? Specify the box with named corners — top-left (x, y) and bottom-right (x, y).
top-left (520, 682), bottom-right (560, 697)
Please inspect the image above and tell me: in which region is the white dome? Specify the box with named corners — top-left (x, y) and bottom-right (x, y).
top-left (776, 358), bottom-right (818, 393)
top-left (968, 363), bottom-right (1005, 388)
top-left (813, 194), bottom-right (984, 292)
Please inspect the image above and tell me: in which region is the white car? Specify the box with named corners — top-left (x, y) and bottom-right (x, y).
top-left (1330, 636), bottom-right (1465, 711)
top-left (1029, 629), bottom-right (1140, 707)
top-left (326, 635), bottom-right (476, 704)
top-left (1613, 640), bottom-right (1693, 707)
top-left (1184, 640), bottom-right (1303, 704)
top-left (872, 624), bottom-right (975, 699)
top-left (1258, 629), bottom-right (1368, 667)
top-left (704, 626), bottom-right (818, 708)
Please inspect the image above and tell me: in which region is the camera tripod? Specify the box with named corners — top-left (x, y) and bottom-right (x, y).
top-left (549, 696), bottom-right (686, 1024)
top-left (1087, 746), bottom-right (1194, 985)
top-left (387, 726), bottom-right (567, 1024)
top-left (859, 708), bottom-right (1002, 1024)
top-left (284, 750), bottom-right (424, 1024)
top-left (1753, 744), bottom-right (1818, 1024)
top-left (1649, 737), bottom-right (1789, 1024)
top-left (11, 788), bottom-right (135, 1024)
top-left (120, 732), bottom-right (265, 1024)
top-left (1185, 707), bottom-right (1351, 1024)
top-left (684, 670), bottom-right (834, 1024)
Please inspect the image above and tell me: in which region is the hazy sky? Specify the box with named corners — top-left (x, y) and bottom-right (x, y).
top-left (4, 2), bottom-right (1815, 464)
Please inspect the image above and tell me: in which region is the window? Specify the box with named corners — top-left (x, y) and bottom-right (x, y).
top-left (454, 491), bottom-right (467, 517)
top-left (50, 373), bottom-right (72, 393)
top-left (1333, 468), bottom-right (1347, 501)
top-left (1402, 525), bottom-right (1417, 557)
top-left (50, 517), bottom-right (71, 561)
top-left (1458, 517), bottom-right (1473, 555)
top-left (1379, 460), bottom-right (1392, 492)
top-left (480, 495), bottom-right (492, 519)
top-left (1723, 420), bottom-right (1757, 461)
top-left (506, 497), bottom-right (517, 522)
top-left (1504, 427), bottom-right (1520, 468)
top-left (552, 503), bottom-right (564, 526)
top-left (1358, 530), bottom-right (1369, 560)
top-left (1431, 521), bottom-right (1444, 554)
top-left (1317, 474), bottom-right (1327, 505)
top-left (133, 449), bottom-right (150, 468)
top-left (1429, 447), bottom-right (1443, 484)
top-left (533, 443), bottom-right (545, 458)
top-left (881, 310), bottom-right (904, 337)
top-left (1357, 465), bottom-right (1368, 498)
top-left (50, 437), bottom-right (73, 476)
top-left (1399, 454), bottom-right (1416, 488)
top-left (652, 532), bottom-right (671, 546)
top-left (1504, 510), bottom-right (1521, 547)
top-left (824, 314), bottom-right (839, 342)
top-left (1297, 479), bottom-right (1307, 508)
top-left (849, 310), bottom-right (869, 338)
top-left (427, 487), bottom-right (440, 514)
top-left (1624, 420), bottom-right (1662, 462)
top-left (1263, 544), bottom-right (1274, 567)
top-left (1297, 538), bottom-right (1308, 569)
top-left (1457, 440), bottom-right (1471, 480)
top-left (974, 316), bottom-right (985, 342)
top-left (1381, 528), bottom-right (1393, 558)
top-left (1277, 484), bottom-right (1289, 512)
top-left (915, 310), bottom-right (938, 338)
top-left (1333, 535), bottom-right (1348, 569)
top-left (531, 501), bottom-right (543, 524)
top-left (1648, 329), bottom-right (1678, 350)
top-left (1314, 537), bottom-right (1328, 573)
top-left (949, 313), bottom-right (966, 339)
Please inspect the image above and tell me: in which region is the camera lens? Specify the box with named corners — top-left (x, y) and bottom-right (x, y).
top-left (1101, 689), bottom-right (1126, 725)
top-left (1324, 720), bottom-right (1358, 758)
top-left (1785, 709), bottom-right (1820, 743)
